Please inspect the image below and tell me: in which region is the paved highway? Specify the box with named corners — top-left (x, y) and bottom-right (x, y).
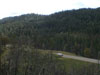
top-left (57, 53), bottom-right (100, 64)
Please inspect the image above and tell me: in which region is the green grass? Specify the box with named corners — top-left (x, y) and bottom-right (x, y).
top-left (53, 50), bottom-right (76, 56)
top-left (37, 49), bottom-right (76, 56)
top-left (38, 49), bottom-right (96, 71)
top-left (57, 57), bottom-right (93, 71)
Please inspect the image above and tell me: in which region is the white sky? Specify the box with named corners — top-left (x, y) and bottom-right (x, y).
top-left (0, 0), bottom-right (100, 19)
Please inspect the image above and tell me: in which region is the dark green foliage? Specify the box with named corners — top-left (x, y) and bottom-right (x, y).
top-left (66, 64), bottom-right (100, 75)
top-left (0, 8), bottom-right (100, 58)
top-left (0, 45), bottom-right (66, 75)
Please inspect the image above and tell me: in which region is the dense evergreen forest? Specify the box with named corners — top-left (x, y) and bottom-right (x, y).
top-left (0, 8), bottom-right (100, 59)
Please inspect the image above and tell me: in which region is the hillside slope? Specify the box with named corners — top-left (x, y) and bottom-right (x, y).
top-left (0, 8), bottom-right (100, 58)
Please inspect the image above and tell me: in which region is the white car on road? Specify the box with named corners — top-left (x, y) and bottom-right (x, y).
top-left (56, 53), bottom-right (63, 57)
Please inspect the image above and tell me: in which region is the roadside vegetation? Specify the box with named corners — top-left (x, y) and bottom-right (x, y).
top-left (0, 44), bottom-right (100, 75)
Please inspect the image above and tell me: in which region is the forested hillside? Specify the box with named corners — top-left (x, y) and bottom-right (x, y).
top-left (0, 8), bottom-right (100, 58)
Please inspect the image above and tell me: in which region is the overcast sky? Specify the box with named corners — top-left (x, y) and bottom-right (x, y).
top-left (0, 0), bottom-right (100, 19)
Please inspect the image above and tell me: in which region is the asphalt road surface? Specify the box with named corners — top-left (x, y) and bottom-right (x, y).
top-left (57, 53), bottom-right (100, 64)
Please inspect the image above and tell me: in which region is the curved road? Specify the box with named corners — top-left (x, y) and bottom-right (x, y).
top-left (57, 53), bottom-right (100, 64)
